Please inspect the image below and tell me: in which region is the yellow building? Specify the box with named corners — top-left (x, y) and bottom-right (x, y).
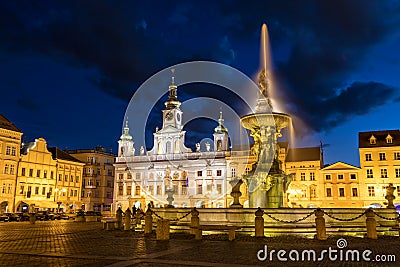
top-left (48, 147), bottom-right (84, 212)
top-left (285, 146), bottom-right (323, 208)
top-left (0, 114), bottom-right (23, 213)
top-left (320, 162), bottom-right (362, 208)
top-left (358, 130), bottom-right (400, 208)
top-left (68, 147), bottom-right (115, 215)
top-left (16, 138), bottom-right (58, 212)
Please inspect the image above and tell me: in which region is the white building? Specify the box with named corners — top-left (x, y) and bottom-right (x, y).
top-left (113, 74), bottom-right (231, 211)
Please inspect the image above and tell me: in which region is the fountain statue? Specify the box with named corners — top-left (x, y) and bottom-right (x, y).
top-left (240, 24), bottom-right (292, 208)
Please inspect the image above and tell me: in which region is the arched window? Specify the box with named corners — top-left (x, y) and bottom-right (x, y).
top-left (157, 141), bottom-right (162, 154)
top-left (174, 140), bottom-right (180, 153)
top-left (166, 141), bottom-right (172, 154)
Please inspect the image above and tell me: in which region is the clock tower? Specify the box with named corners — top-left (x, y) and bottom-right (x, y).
top-left (148, 69), bottom-right (191, 155)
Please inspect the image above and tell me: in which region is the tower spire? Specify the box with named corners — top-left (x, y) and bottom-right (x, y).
top-left (165, 68), bottom-right (181, 109)
top-left (214, 110), bottom-right (228, 134)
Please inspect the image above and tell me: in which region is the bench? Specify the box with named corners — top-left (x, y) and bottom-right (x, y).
top-left (193, 225), bottom-right (242, 241)
top-left (101, 218), bottom-right (118, 230)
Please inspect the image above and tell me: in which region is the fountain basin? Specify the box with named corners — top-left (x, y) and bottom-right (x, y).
top-left (240, 112), bottom-right (291, 133)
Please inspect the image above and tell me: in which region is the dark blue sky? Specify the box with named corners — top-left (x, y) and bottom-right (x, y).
top-left (1, 0), bottom-right (400, 166)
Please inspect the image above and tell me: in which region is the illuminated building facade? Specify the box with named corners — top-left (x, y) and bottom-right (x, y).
top-left (0, 114), bottom-right (23, 213)
top-left (68, 147), bottom-right (115, 215)
top-left (358, 130), bottom-right (400, 207)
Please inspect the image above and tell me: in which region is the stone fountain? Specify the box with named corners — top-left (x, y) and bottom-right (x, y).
top-left (240, 24), bottom-right (292, 208)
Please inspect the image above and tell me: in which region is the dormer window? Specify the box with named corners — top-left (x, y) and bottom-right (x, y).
top-left (369, 135), bottom-right (376, 145)
top-left (386, 134), bottom-right (393, 144)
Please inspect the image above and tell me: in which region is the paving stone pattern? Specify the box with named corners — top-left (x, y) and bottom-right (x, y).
top-left (0, 221), bottom-right (398, 266)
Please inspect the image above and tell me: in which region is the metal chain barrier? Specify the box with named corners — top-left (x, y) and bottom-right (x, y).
top-left (263, 210), bottom-right (316, 224)
top-left (372, 210), bottom-right (400, 221)
top-left (149, 209), bottom-right (192, 222)
top-left (323, 210), bottom-right (367, 221)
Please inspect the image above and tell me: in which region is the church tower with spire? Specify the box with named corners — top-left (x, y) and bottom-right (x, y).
top-left (148, 69), bottom-right (191, 155)
top-left (213, 111), bottom-right (229, 151)
top-left (118, 119), bottom-right (135, 157)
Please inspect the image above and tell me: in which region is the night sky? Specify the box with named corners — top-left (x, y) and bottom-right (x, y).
top-left (1, 1), bottom-right (400, 166)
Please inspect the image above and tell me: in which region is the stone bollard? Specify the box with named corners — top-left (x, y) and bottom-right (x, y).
top-left (191, 207), bottom-right (200, 235)
top-left (365, 208), bottom-right (378, 239)
top-left (144, 207), bottom-right (153, 235)
top-left (116, 207), bottom-right (123, 230)
top-left (124, 208), bottom-right (132, 231)
top-left (156, 219), bottom-right (170, 240)
top-left (315, 208), bottom-right (327, 240)
top-left (29, 213), bottom-right (36, 225)
top-left (255, 207), bottom-right (264, 237)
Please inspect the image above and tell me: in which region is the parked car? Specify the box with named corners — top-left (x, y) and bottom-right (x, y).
top-left (0, 214), bottom-right (8, 222)
top-left (5, 213), bottom-right (20, 222)
top-left (57, 213), bottom-right (70, 220)
top-left (36, 211), bottom-right (51, 221)
top-left (15, 212), bottom-right (30, 221)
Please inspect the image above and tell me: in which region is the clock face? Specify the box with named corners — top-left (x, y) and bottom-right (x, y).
top-left (166, 112), bottom-right (173, 121)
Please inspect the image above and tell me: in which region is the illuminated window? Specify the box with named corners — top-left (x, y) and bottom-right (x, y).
top-left (300, 173), bottom-right (305, 181)
top-left (350, 174), bottom-right (356, 180)
top-left (136, 173), bottom-right (141, 179)
top-left (231, 168), bottom-right (236, 177)
top-left (157, 185), bottom-right (162, 195)
top-left (338, 174), bottom-right (344, 180)
top-left (4, 164), bottom-right (9, 174)
top-left (20, 185), bottom-right (24, 194)
top-left (119, 173), bottom-right (123, 180)
top-left (339, 188), bottom-right (345, 197)
top-left (7, 184), bottom-right (11, 194)
top-left (380, 168), bottom-right (388, 178)
top-left (197, 171), bottom-right (202, 177)
top-left (325, 174), bottom-right (331, 180)
top-left (118, 186), bottom-right (123, 196)
top-left (5, 146), bottom-right (10, 155)
top-left (386, 135), bottom-right (393, 144)
top-left (10, 165), bottom-right (15, 175)
top-left (127, 186), bottom-right (132, 196)
top-left (326, 188), bottom-right (332, 197)
top-left (11, 147), bottom-right (16, 156)
top-left (379, 152), bottom-right (386, 161)
top-left (365, 154), bottom-right (372, 161)
top-left (300, 189), bottom-right (306, 198)
top-left (207, 170), bottom-right (212, 176)
top-left (394, 152), bottom-right (400, 160)
top-left (245, 167), bottom-right (250, 175)
top-left (310, 188), bottom-right (316, 198)
top-left (396, 168), bottom-right (400, 178)
top-left (369, 135), bottom-right (376, 144)
top-left (135, 186), bottom-right (140, 195)
top-left (368, 186), bottom-right (375, 197)
top-left (352, 188), bottom-right (358, 197)
top-left (310, 172), bottom-right (315, 181)
top-left (366, 169), bottom-right (373, 178)
top-left (217, 170), bottom-right (222, 176)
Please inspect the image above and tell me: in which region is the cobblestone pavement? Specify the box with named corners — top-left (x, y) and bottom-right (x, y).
top-left (0, 221), bottom-right (399, 266)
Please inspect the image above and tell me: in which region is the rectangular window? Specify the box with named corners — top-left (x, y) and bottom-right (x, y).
top-left (74, 190), bottom-right (77, 197)
top-left (65, 175), bottom-right (68, 181)
top-left (29, 169), bottom-right (33, 177)
top-left (339, 188), bottom-right (345, 197)
top-left (70, 176), bottom-right (74, 182)
top-left (119, 173), bottom-right (124, 180)
top-left (76, 176), bottom-right (79, 183)
top-left (173, 185), bottom-right (178, 194)
top-left (365, 153), bottom-right (372, 161)
top-left (27, 186), bottom-right (32, 198)
top-left (7, 184), bottom-right (11, 194)
top-left (127, 186), bottom-right (132, 196)
top-left (245, 167), bottom-right (250, 175)
top-left (49, 187), bottom-right (52, 196)
top-left (394, 152), bottom-right (400, 160)
top-left (325, 174), bottom-right (331, 180)
top-left (11, 147), bottom-right (16, 156)
top-left (50, 171), bottom-right (54, 179)
top-left (43, 170), bottom-right (47, 178)
top-left (310, 188), bottom-right (316, 198)
top-left (197, 171), bottom-right (202, 177)
top-left (4, 164), bottom-right (9, 174)
top-left (135, 186), bottom-right (140, 196)
top-left (136, 173), bottom-right (141, 179)
top-left (197, 184), bottom-right (203, 195)
top-left (379, 152), bottom-right (386, 161)
top-left (148, 185), bottom-right (154, 195)
top-left (300, 189), bottom-right (306, 198)
top-left (127, 173), bottom-right (132, 179)
top-left (6, 146), bottom-right (10, 155)
top-left (231, 168), bottom-right (236, 178)
top-left (20, 185), bottom-right (24, 194)
top-left (207, 170), bottom-right (212, 176)
top-left (368, 186), bottom-right (375, 197)
top-left (395, 168), bottom-right (400, 178)
top-left (310, 172), bottom-right (315, 181)
top-left (21, 168), bottom-right (26, 176)
top-left (326, 188), bottom-right (332, 197)
top-left (118, 186), bottom-right (123, 196)
top-left (2, 184), bottom-right (5, 194)
top-left (300, 173), bottom-right (305, 181)
top-left (35, 186), bottom-right (39, 195)
top-left (9, 165), bottom-right (14, 175)
top-left (181, 184), bottom-right (187, 195)
top-left (108, 170), bottom-right (113, 176)
top-left (106, 192), bottom-right (112, 198)
top-left (157, 185), bottom-right (162, 195)
top-left (81, 190), bottom-right (85, 198)
top-left (352, 188), bottom-right (358, 197)
top-left (350, 174), bottom-right (356, 180)
top-left (397, 186), bottom-right (400, 197)
top-left (37, 170), bottom-right (40, 178)
top-left (217, 170), bottom-right (222, 176)
top-left (217, 184), bottom-right (222, 194)
top-left (367, 169), bottom-right (373, 178)
top-left (338, 174), bottom-right (344, 180)
top-left (58, 174), bottom-right (62, 181)
top-left (381, 168), bottom-right (388, 178)
top-left (206, 183), bottom-right (212, 192)
top-left (42, 187), bottom-right (46, 195)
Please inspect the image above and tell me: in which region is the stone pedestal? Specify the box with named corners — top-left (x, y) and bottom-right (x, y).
top-left (144, 209), bottom-right (153, 234)
top-left (365, 209), bottom-right (377, 239)
top-left (156, 219), bottom-right (170, 240)
top-left (254, 208), bottom-right (264, 237)
top-left (124, 208), bottom-right (132, 231)
top-left (116, 207), bottom-right (123, 230)
top-left (191, 208), bottom-right (200, 235)
top-left (315, 209), bottom-right (327, 240)
top-left (29, 213), bottom-right (36, 225)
